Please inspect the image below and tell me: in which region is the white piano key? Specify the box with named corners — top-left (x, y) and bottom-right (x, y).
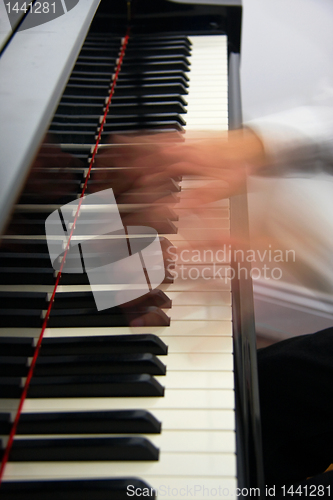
top-left (167, 291), bottom-right (231, 305)
top-left (3, 452), bottom-right (237, 480)
top-left (165, 353), bottom-right (233, 370)
top-left (15, 430), bottom-right (236, 454)
top-left (137, 477), bottom-right (238, 500)
top-left (0, 477), bottom-right (238, 500)
top-left (160, 336), bottom-right (233, 353)
top-left (172, 228), bottom-right (230, 240)
top-left (157, 371), bottom-right (234, 389)
top-left (19, 387), bottom-right (234, 412)
top-left (0, 319), bottom-right (233, 338)
top-left (172, 264), bottom-right (230, 278)
top-left (180, 179), bottom-right (229, 189)
top-left (177, 198), bottom-right (230, 208)
top-left (169, 305), bottom-right (232, 321)
top-left (151, 409), bottom-right (235, 431)
top-left (176, 219), bottom-right (230, 229)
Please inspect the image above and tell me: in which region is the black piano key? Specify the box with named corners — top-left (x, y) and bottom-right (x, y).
top-left (49, 306), bottom-right (170, 328)
top-left (57, 101), bottom-right (105, 114)
top-left (14, 410), bottom-right (161, 434)
top-left (111, 83), bottom-right (188, 95)
top-left (0, 357), bottom-right (29, 377)
top-left (0, 306), bottom-right (170, 328)
top-left (0, 241), bottom-right (57, 253)
top-left (6, 220), bottom-right (59, 236)
top-left (11, 211), bottom-right (59, 221)
top-left (120, 60), bottom-right (190, 73)
top-left (115, 191), bottom-right (179, 204)
top-left (46, 131), bottom-right (96, 145)
top-left (0, 337), bottom-right (35, 357)
top-left (0, 334), bottom-right (168, 358)
top-left (52, 289), bottom-right (171, 310)
top-left (18, 193), bottom-right (79, 205)
top-left (0, 291), bottom-right (48, 309)
top-left (0, 254), bottom-right (52, 268)
top-left (99, 120), bottom-right (184, 135)
top-left (129, 34), bottom-right (191, 45)
top-left (50, 111), bottom-right (186, 139)
top-left (0, 412), bottom-right (12, 434)
top-left (62, 92), bottom-right (188, 106)
top-left (0, 239), bottom-right (175, 275)
top-left (76, 55), bottom-right (118, 63)
top-left (24, 171), bottom-right (84, 181)
top-left (107, 74), bottom-right (189, 86)
top-left (30, 374), bottom-right (165, 398)
top-left (53, 114), bottom-right (101, 123)
top-left (58, 100), bottom-right (187, 115)
top-left (40, 334), bottom-right (168, 356)
top-left (0, 374), bottom-right (164, 398)
top-left (109, 100), bottom-right (187, 114)
top-left (67, 74), bottom-right (189, 89)
top-left (88, 170), bottom-right (181, 190)
top-left (63, 84), bottom-right (111, 97)
top-left (56, 268), bottom-right (173, 289)
top-left (34, 353), bottom-right (166, 376)
top-left (0, 269), bottom-right (54, 285)
top-left (49, 122), bottom-right (98, 132)
top-left (0, 378), bottom-right (23, 398)
top-left (125, 45), bottom-right (191, 57)
top-left (71, 67), bottom-right (189, 82)
top-left (6, 222), bottom-right (46, 236)
top-left (0, 353), bottom-right (166, 377)
top-left (7, 436), bottom-right (159, 462)
top-left (24, 178), bottom-right (82, 188)
top-left (79, 53), bottom-right (190, 64)
top-left (49, 122), bottom-right (184, 142)
top-left (73, 61), bottom-right (116, 73)
top-left (0, 268), bottom-right (75, 286)
top-left (89, 32), bottom-right (190, 43)
top-left (134, 219), bottom-right (178, 234)
top-left (0, 478), bottom-right (156, 500)
top-left (82, 44), bottom-right (190, 57)
top-left (103, 112), bottom-right (186, 125)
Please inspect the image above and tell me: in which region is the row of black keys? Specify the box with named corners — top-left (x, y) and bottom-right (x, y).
top-left (0, 333), bottom-right (167, 398)
top-left (0, 332), bottom-right (167, 396)
top-left (0, 235), bottom-right (174, 280)
top-left (0, 336), bottom-right (166, 463)
top-left (0, 288), bottom-right (171, 328)
top-left (48, 35), bottom-right (191, 142)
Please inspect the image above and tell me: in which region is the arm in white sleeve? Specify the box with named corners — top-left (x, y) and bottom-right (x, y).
top-left (247, 105), bottom-right (333, 172)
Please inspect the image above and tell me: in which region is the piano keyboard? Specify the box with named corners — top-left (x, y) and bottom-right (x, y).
top-left (0, 28), bottom-right (237, 500)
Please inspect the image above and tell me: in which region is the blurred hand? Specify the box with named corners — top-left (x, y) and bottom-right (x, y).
top-left (96, 128), bottom-right (267, 206)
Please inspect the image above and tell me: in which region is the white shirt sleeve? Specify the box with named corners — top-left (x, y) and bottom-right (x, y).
top-left (247, 105), bottom-right (333, 169)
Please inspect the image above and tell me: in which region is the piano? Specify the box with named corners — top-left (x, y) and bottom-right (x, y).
top-left (0, 0), bottom-right (264, 498)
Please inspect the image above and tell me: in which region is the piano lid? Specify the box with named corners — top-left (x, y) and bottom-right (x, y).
top-left (0, 0), bottom-right (101, 235)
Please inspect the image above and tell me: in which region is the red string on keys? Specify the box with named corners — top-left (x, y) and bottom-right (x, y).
top-left (0, 27), bottom-right (131, 484)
